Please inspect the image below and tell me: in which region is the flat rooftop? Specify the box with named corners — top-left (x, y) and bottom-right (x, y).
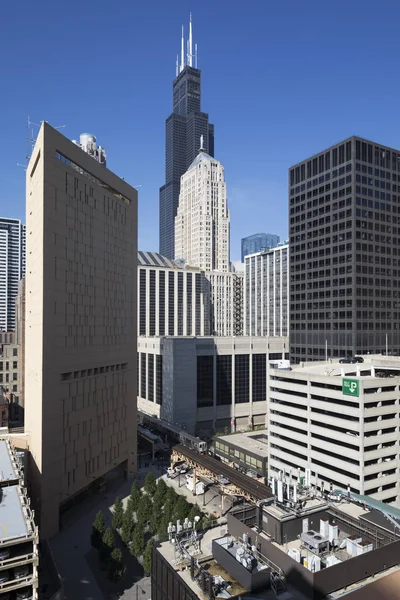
top-left (275, 355), bottom-right (400, 380)
top-left (0, 440), bottom-right (20, 483)
top-left (217, 431), bottom-right (269, 459)
top-left (265, 497), bottom-right (326, 521)
top-left (0, 485), bottom-right (32, 543)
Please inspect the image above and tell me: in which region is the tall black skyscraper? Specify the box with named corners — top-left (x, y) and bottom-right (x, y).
top-left (289, 136), bottom-right (400, 363)
top-left (159, 15), bottom-right (214, 258)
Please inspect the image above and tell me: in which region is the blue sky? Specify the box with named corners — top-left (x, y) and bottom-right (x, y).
top-left (2, 0), bottom-right (400, 260)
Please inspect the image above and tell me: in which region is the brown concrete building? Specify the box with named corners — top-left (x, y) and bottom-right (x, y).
top-left (25, 123), bottom-right (138, 538)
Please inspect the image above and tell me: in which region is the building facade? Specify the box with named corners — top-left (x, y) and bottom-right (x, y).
top-left (159, 16), bottom-right (214, 259)
top-left (138, 335), bottom-right (288, 436)
top-left (205, 271), bottom-right (243, 336)
top-left (0, 217), bottom-right (25, 332)
top-left (241, 232), bottom-right (280, 262)
top-left (175, 147), bottom-right (230, 272)
top-left (244, 243), bottom-right (289, 337)
top-left (25, 123), bottom-right (137, 537)
top-left (290, 136), bottom-right (400, 362)
top-left (137, 251), bottom-right (210, 337)
top-left (268, 356), bottom-right (400, 505)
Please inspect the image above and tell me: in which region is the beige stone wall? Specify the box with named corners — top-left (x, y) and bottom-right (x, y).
top-left (25, 123), bottom-right (137, 537)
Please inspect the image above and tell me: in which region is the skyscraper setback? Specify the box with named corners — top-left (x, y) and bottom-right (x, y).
top-left (159, 14), bottom-right (214, 258)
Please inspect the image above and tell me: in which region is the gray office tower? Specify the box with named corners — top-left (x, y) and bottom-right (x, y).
top-left (159, 15), bottom-right (214, 258)
top-left (290, 137), bottom-right (400, 363)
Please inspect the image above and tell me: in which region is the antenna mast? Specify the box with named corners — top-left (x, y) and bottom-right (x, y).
top-left (180, 25), bottom-right (185, 72)
top-left (188, 12), bottom-right (193, 67)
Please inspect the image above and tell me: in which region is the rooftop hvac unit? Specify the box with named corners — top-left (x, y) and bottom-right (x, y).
top-left (328, 524), bottom-right (339, 544)
top-left (326, 554), bottom-right (342, 568)
top-left (288, 548), bottom-right (301, 563)
top-left (320, 519), bottom-right (329, 537)
top-left (346, 536), bottom-right (362, 557)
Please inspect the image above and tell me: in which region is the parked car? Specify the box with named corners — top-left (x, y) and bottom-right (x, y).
top-left (0, 570), bottom-right (9, 584)
top-left (353, 356), bottom-right (364, 363)
top-left (14, 565), bottom-right (29, 579)
top-left (16, 589), bottom-right (32, 600)
top-left (217, 475), bottom-right (230, 485)
top-left (339, 357), bottom-right (357, 364)
top-left (0, 548), bottom-right (10, 562)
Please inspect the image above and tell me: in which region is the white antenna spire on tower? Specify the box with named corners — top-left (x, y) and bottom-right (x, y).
top-left (188, 12), bottom-right (193, 67)
top-left (180, 25), bottom-right (185, 72)
top-left (199, 134), bottom-right (204, 152)
top-left (176, 55), bottom-right (179, 77)
top-left (195, 43), bottom-right (198, 68)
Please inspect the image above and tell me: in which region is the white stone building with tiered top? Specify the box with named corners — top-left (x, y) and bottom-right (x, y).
top-left (174, 136), bottom-right (230, 273)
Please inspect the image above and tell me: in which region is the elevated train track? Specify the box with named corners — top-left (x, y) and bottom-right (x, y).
top-left (173, 444), bottom-right (273, 503)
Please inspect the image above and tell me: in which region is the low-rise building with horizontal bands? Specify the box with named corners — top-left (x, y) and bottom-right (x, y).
top-left (268, 355), bottom-right (400, 505)
top-left (0, 439), bottom-right (38, 600)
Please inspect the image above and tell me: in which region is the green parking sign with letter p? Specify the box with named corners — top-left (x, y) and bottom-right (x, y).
top-left (342, 378), bottom-right (359, 397)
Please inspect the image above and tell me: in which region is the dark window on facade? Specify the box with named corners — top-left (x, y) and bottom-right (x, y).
top-left (156, 355), bottom-right (163, 405)
top-left (139, 269), bottom-right (146, 335)
top-left (159, 271), bottom-right (165, 336)
top-left (216, 355), bottom-right (232, 406)
top-left (177, 272), bottom-right (183, 335)
top-left (235, 355), bottom-right (249, 404)
top-left (141, 353), bottom-right (146, 399)
top-left (137, 352), bottom-right (139, 396)
top-left (148, 354), bottom-right (154, 402)
top-left (168, 272), bottom-right (174, 334)
top-left (187, 273), bottom-right (192, 334)
top-left (149, 270), bottom-right (156, 336)
top-left (195, 274), bottom-right (201, 335)
top-left (252, 354), bottom-right (266, 402)
top-left (197, 356), bottom-right (213, 407)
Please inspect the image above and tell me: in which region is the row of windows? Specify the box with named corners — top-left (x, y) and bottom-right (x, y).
top-left (197, 354), bottom-right (268, 407)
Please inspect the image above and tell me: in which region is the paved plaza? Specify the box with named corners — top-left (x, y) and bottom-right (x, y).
top-left (50, 468), bottom-right (154, 600)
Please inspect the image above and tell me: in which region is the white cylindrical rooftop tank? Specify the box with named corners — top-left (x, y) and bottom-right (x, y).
top-left (80, 133), bottom-right (96, 148)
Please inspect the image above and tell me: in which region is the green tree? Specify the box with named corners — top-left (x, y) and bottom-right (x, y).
top-left (157, 513), bottom-right (170, 540)
top-left (163, 487), bottom-right (178, 520)
top-left (130, 480), bottom-right (142, 511)
top-left (131, 523), bottom-right (145, 557)
top-left (107, 547), bottom-right (126, 582)
top-left (144, 472), bottom-right (157, 495)
top-left (100, 527), bottom-right (115, 561)
top-left (188, 505), bottom-right (203, 524)
top-left (149, 497), bottom-right (163, 535)
top-left (143, 538), bottom-right (154, 575)
top-left (201, 515), bottom-right (214, 531)
top-left (121, 499), bottom-right (135, 545)
top-left (154, 478), bottom-right (167, 503)
top-left (172, 495), bottom-right (191, 522)
top-left (91, 510), bottom-right (106, 550)
top-left (137, 494), bottom-right (153, 526)
top-left (112, 496), bottom-right (124, 530)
